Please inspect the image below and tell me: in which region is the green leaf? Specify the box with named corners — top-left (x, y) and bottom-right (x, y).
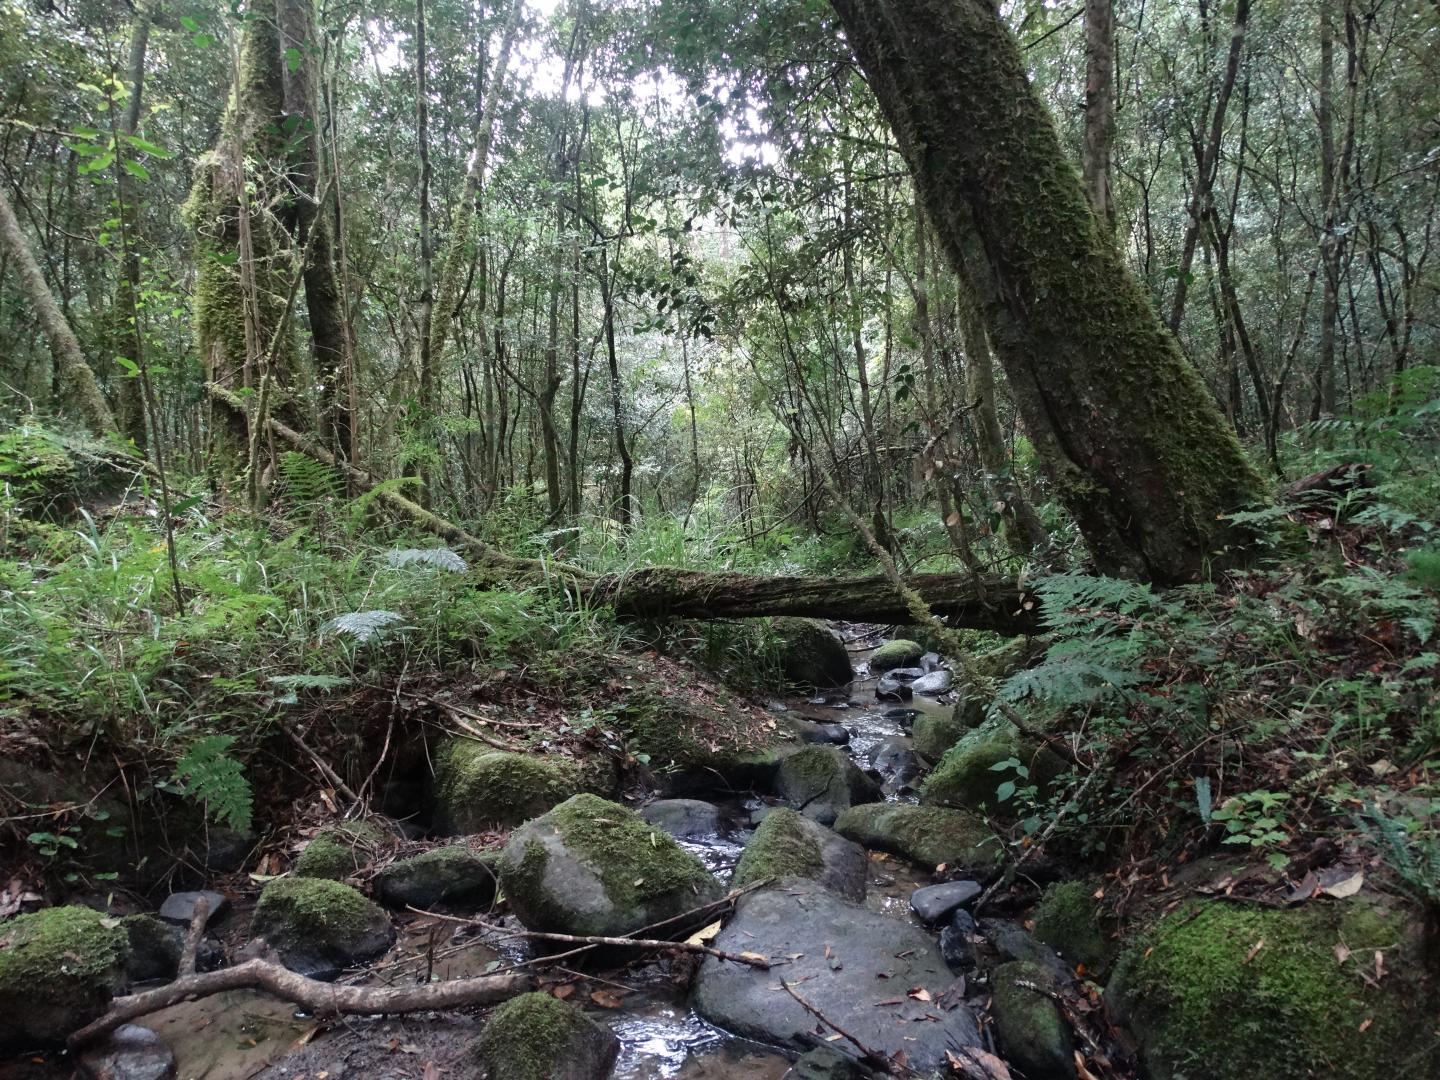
top-left (170, 494), bottom-right (205, 514)
top-left (1195, 776), bottom-right (1213, 823)
top-left (123, 159), bottom-right (151, 181)
top-left (114, 356), bottom-right (140, 376)
top-left (996, 780), bottom-right (1016, 802)
top-left (124, 135), bottom-right (175, 159)
top-left (285, 46), bottom-right (303, 72)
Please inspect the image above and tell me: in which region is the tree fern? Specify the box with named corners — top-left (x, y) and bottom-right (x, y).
top-left (384, 546), bottom-right (468, 573)
top-left (319, 609), bottom-right (404, 642)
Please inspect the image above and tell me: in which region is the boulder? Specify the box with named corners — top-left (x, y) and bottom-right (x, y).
top-left (771, 618), bottom-right (854, 689)
top-left (977, 918), bottom-right (1076, 983)
top-left (121, 915), bottom-right (183, 982)
top-left (499, 794), bottom-right (722, 938)
top-left (639, 799), bottom-right (726, 839)
top-left (910, 669), bottom-right (952, 696)
top-left (434, 742), bottom-right (615, 833)
top-left (868, 639), bottom-right (924, 672)
top-left (833, 803), bottom-right (1000, 872)
top-left (467, 991), bottom-right (620, 1080)
top-left (0, 905), bottom-right (128, 1046)
top-left (292, 821), bottom-right (386, 879)
top-left (790, 718), bottom-right (851, 745)
top-left (692, 880), bottom-right (981, 1073)
top-left (919, 718), bottom-right (1066, 816)
top-left (1108, 897), bottom-right (1436, 1080)
top-left (78, 1023), bottom-right (177, 1080)
top-left (940, 909), bottom-right (981, 971)
top-left (1032, 880), bottom-right (1115, 977)
top-left (873, 675), bottom-right (912, 702)
top-left (909, 880), bottom-right (981, 923)
top-left (732, 808), bottom-right (867, 901)
top-left (990, 961), bottom-right (1073, 1080)
top-left (250, 878), bottom-right (393, 976)
top-left (912, 694), bottom-right (985, 764)
top-left (156, 890), bottom-right (229, 926)
top-left (372, 846), bottom-right (498, 911)
top-left (775, 746), bottom-right (881, 826)
top-left (883, 666), bottom-right (927, 682)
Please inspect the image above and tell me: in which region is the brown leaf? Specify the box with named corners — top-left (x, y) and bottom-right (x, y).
top-left (422, 1062), bottom-right (441, 1080)
top-left (590, 990), bottom-right (624, 1009)
top-left (1243, 939), bottom-right (1266, 965)
top-left (908, 987), bottom-right (933, 1002)
top-left (551, 983), bottom-right (575, 1000)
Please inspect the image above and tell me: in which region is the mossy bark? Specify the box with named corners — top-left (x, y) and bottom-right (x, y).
top-left (831, 0), bottom-right (1267, 583)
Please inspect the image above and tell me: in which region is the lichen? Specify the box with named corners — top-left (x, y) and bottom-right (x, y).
top-left (0, 906), bottom-right (128, 1044)
top-left (470, 992), bottom-right (616, 1080)
top-left (833, 803), bottom-right (999, 871)
top-left (870, 639), bottom-right (924, 672)
top-left (732, 808), bottom-right (825, 888)
top-left (293, 820), bottom-right (384, 880)
top-left (1032, 880), bottom-right (1114, 976)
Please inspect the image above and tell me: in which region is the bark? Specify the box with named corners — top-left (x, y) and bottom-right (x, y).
top-left (113, 0), bottom-right (154, 447)
top-left (1315, 0), bottom-right (1341, 417)
top-left (831, 0), bottom-right (1266, 584)
top-left (0, 187), bottom-right (116, 437)
top-left (1082, 0), bottom-right (1116, 230)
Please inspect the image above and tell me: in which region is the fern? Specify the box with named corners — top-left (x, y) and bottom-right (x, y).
top-left (348, 475), bottom-right (422, 522)
top-left (385, 546), bottom-right (468, 573)
top-left (1355, 804), bottom-right (1440, 905)
top-left (320, 609), bottom-right (404, 642)
top-left (278, 452), bottom-right (339, 504)
top-left (174, 735), bottom-right (253, 833)
top-left (267, 673), bottom-right (352, 691)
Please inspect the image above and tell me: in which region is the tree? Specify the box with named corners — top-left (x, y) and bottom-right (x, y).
top-left (830, 0), bottom-right (1266, 583)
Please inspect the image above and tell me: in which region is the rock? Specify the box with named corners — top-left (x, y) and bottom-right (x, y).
top-left (190, 827), bottom-right (252, 873)
top-left (771, 618), bottom-right (854, 690)
top-left (1108, 898), bottom-right (1436, 1080)
top-left (832, 803), bottom-right (1000, 873)
top-left (121, 915), bottom-right (182, 982)
top-left (78, 1024), bottom-right (177, 1080)
top-left (919, 718), bottom-right (1066, 816)
top-left (499, 794), bottom-right (722, 938)
top-left (157, 889), bottom-right (229, 926)
top-left (790, 719), bottom-right (851, 745)
top-left (250, 878), bottom-right (393, 977)
top-left (990, 961), bottom-right (1073, 1080)
top-left (976, 919), bottom-right (1074, 983)
top-left (467, 991), bottom-right (620, 1080)
top-left (774, 746), bottom-right (881, 826)
top-left (0, 905), bottom-right (128, 1046)
top-left (787, 1045), bottom-right (874, 1079)
top-left (940, 910), bottom-right (981, 971)
top-left (692, 880), bottom-right (981, 1073)
top-left (873, 675), bottom-right (912, 702)
top-left (372, 846), bottom-right (498, 911)
top-left (920, 652), bottom-right (943, 672)
top-left (883, 666), bottom-right (927, 682)
top-left (910, 669), bottom-right (952, 696)
top-left (640, 799), bottom-right (725, 839)
top-left (433, 742), bottom-right (615, 833)
top-left (732, 808), bottom-right (867, 901)
top-left (909, 880), bottom-right (981, 923)
top-left (869, 739), bottom-right (921, 796)
top-left (293, 822), bottom-right (386, 879)
top-left (1032, 880), bottom-right (1115, 976)
top-left (869, 639), bottom-right (924, 672)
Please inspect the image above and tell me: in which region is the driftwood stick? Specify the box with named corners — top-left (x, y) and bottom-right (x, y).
top-left (779, 979), bottom-right (906, 1076)
top-left (178, 897), bottom-right (209, 976)
top-left (68, 959), bottom-right (529, 1049)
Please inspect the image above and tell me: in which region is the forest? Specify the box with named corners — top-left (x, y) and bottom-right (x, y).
top-left (1, 0), bottom-right (1438, 1077)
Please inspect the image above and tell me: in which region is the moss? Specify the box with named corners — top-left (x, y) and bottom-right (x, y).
top-left (771, 618), bottom-right (854, 689)
top-left (912, 695), bottom-right (984, 764)
top-left (471, 992), bottom-right (617, 1080)
top-left (732, 808), bottom-right (826, 888)
top-left (372, 845), bottom-right (498, 909)
top-left (120, 914), bottom-right (183, 982)
top-left (293, 821), bottom-right (384, 879)
top-left (1032, 881), bottom-right (1114, 976)
top-left (776, 745), bottom-right (876, 814)
top-left (0, 906), bottom-right (128, 1044)
top-left (251, 877), bottom-right (390, 967)
top-left (920, 719), bottom-right (1065, 816)
top-left (1110, 900), bottom-right (1432, 1079)
top-left (870, 639), bottom-right (925, 672)
top-left (990, 960), bottom-right (1072, 1080)
top-left (833, 803), bottom-right (1000, 871)
top-left (435, 742), bottom-right (602, 832)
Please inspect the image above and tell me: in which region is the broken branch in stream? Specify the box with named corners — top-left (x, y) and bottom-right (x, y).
top-left (67, 959), bottom-right (530, 1049)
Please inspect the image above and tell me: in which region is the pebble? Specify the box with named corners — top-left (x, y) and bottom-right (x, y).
top-left (79, 1024), bottom-right (176, 1080)
top-left (910, 880), bottom-right (982, 923)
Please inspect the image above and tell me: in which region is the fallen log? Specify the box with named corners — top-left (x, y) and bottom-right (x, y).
top-left (68, 959), bottom-right (530, 1049)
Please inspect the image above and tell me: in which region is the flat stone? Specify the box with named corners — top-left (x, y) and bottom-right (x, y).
top-left (640, 799), bottom-right (726, 839)
top-left (874, 676), bottom-right (913, 702)
top-left (910, 880), bottom-right (982, 923)
top-left (792, 719), bottom-right (851, 745)
top-left (693, 879), bottom-right (981, 1073)
top-left (157, 890), bottom-right (228, 926)
top-left (885, 666), bottom-right (927, 682)
top-left (79, 1024), bottom-right (176, 1080)
top-left (911, 670), bottom-right (953, 696)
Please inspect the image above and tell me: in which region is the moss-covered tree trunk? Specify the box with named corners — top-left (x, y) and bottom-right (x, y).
top-left (831, 0), bottom-right (1266, 583)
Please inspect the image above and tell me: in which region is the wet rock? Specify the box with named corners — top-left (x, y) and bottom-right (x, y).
top-left (790, 719), bottom-right (851, 745)
top-left (0, 905), bottom-right (128, 1046)
top-left (293, 822), bottom-right (386, 880)
top-left (869, 639), bottom-right (925, 672)
top-left (832, 803), bottom-right (1001, 873)
top-left (910, 880), bottom-right (981, 923)
top-left (121, 915), bottom-right (182, 982)
top-left (433, 742), bottom-right (617, 833)
top-left (912, 694), bottom-right (985, 764)
top-left (640, 799), bottom-right (726, 839)
top-left (372, 846), bottom-right (498, 911)
top-left (910, 669), bottom-right (952, 696)
top-left (940, 910), bottom-right (981, 971)
top-left (250, 878), bottom-right (393, 977)
top-left (467, 991), bottom-right (619, 1080)
top-left (78, 1024), bottom-right (177, 1080)
top-left (157, 889), bottom-right (228, 926)
top-left (920, 718), bottom-right (1065, 817)
top-left (499, 794), bottom-right (722, 938)
top-left (869, 739), bottom-right (921, 796)
top-left (990, 961), bottom-right (1073, 1080)
top-left (873, 676), bottom-right (912, 702)
top-left (775, 746), bottom-right (881, 826)
top-left (788, 1045), bottom-right (874, 1079)
top-left (881, 707), bottom-right (920, 726)
top-left (692, 880), bottom-right (981, 1073)
top-left (976, 919), bottom-right (1074, 983)
top-left (1032, 880), bottom-right (1116, 977)
top-left (732, 807), bottom-right (867, 901)
top-left (772, 618), bottom-right (854, 690)
top-left (920, 652), bottom-right (943, 673)
top-left (883, 666), bottom-right (926, 682)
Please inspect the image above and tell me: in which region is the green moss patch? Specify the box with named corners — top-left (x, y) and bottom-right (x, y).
top-left (920, 719), bottom-right (1065, 815)
top-left (870, 639), bottom-right (924, 672)
top-left (833, 803), bottom-right (999, 872)
top-left (1032, 880), bottom-right (1115, 976)
top-left (293, 820), bottom-right (385, 879)
top-left (469, 991), bottom-right (619, 1080)
top-left (0, 906), bottom-right (129, 1044)
top-left (251, 877), bottom-right (392, 973)
top-left (434, 742), bottom-right (609, 833)
top-left (733, 808), bottom-right (826, 887)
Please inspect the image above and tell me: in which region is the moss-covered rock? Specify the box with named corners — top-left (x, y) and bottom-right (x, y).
top-left (251, 877), bottom-right (393, 976)
top-left (869, 639), bottom-right (924, 672)
top-left (120, 914), bottom-right (183, 983)
top-left (293, 820), bottom-right (385, 879)
top-left (920, 718), bottom-right (1065, 816)
top-left (775, 745), bottom-right (881, 826)
top-left (468, 991), bottom-right (619, 1080)
top-left (1108, 898), bottom-right (1436, 1080)
top-left (1032, 880), bottom-right (1115, 976)
top-left (771, 618), bottom-right (854, 689)
top-left (912, 692), bottom-right (985, 765)
top-left (500, 794), bottom-right (722, 938)
top-left (833, 803), bottom-right (1000, 873)
top-left (433, 742), bottom-right (616, 834)
top-left (0, 906), bottom-right (129, 1045)
top-left (990, 960), bottom-right (1073, 1080)
top-left (733, 808), bottom-right (867, 901)
top-left (372, 846), bottom-right (498, 911)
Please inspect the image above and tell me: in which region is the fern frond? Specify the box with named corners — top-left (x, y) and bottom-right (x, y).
top-left (384, 547), bottom-right (468, 573)
top-left (319, 609), bottom-right (404, 642)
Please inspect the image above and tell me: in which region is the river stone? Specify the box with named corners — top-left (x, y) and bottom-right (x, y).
top-left (0, 905), bottom-right (129, 1046)
top-left (772, 618), bottom-right (854, 690)
top-left (292, 822), bottom-right (386, 880)
top-left (884, 666), bottom-right (926, 682)
top-left (910, 880), bottom-right (981, 923)
top-left (499, 794), bottom-right (722, 938)
top-left (833, 803), bottom-right (1000, 873)
top-left (250, 878), bottom-right (393, 977)
top-left (869, 639), bottom-right (925, 672)
top-left (433, 741), bottom-right (616, 833)
top-left (990, 961), bottom-right (1073, 1080)
top-left (791, 719), bottom-right (851, 745)
top-left (692, 880), bottom-right (981, 1072)
top-left (372, 846), bottom-right (498, 911)
top-left (157, 889), bottom-right (228, 926)
top-left (911, 669), bottom-right (953, 696)
top-left (920, 718), bottom-right (1066, 817)
top-left (940, 910), bottom-right (981, 971)
top-left (788, 1045), bottom-right (873, 1079)
top-left (977, 918), bottom-right (1075, 983)
top-left (640, 798), bottom-right (725, 839)
top-left (121, 915), bottom-right (183, 982)
top-left (873, 675), bottom-right (913, 702)
top-left (920, 652), bottom-right (943, 672)
top-left (775, 745), bottom-right (881, 826)
top-left (79, 1024), bottom-right (177, 1080)
top-left (912, 694), bottom-right (986, 764)
top-left (468, 991), bottom-right (620, 1080)
top-left (732, 807), bottom-right (866, 901)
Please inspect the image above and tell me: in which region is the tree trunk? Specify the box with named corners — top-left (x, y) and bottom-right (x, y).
top-left (1082, 0), bottom-right (1116, 230)
top-left (831, 0), bottom-right (1265, 583)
